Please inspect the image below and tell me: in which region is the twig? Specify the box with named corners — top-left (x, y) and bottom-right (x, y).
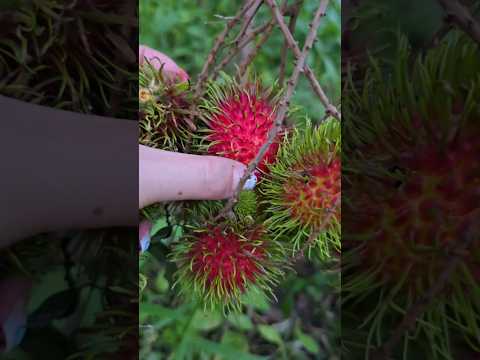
top-left (371, 224), bottom-right (478, 360)
top-left (214, 0), bottom-right (330, 221)
top-left (234, 0), bottom-right (264, 44)
top-left (437, 0), bottom-right (480, 45)
top-left (211, 21), bottom-right (273, 80)
top-left (194, 0), bottom-right (259, 98)
top-left (238, 19), bottom-right (276, 76)
top-left (213, 1), bottom-right (290, 81)
top-left (279, 0), bottom-right (304, 85)
top-left (267, 0), bottom-right (341, 121)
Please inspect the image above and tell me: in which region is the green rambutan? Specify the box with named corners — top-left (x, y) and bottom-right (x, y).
top-left (342, 34), bottom-right (480, 358)
top-left (170, 223), bottom-right (284, 313)
top-left (198, 74), bottom-right (284, 175)
top-left (261, 118), bottom-right (341, 258)
top-left (139, 60), bottom-right (195, 151)
top-left (234, 190), bottom-right (257, 223)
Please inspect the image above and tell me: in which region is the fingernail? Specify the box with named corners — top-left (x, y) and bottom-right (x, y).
top-left (232, 165), bottom-right (246, 193)
top-left (139, 220), bottom-right (152, 253)
top-left (243, 172), bottom-right (257, 190)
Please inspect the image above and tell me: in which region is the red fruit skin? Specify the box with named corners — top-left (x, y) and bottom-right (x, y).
top-left (207, 92), bottom-right (281, 174)
top-left (189, 227), bottom-right (266, 293)
top-left (284, 157), bottom-right (341, 228)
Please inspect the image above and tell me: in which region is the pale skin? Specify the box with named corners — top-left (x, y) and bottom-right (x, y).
top-left (0, 46), bottom-right (245, 248)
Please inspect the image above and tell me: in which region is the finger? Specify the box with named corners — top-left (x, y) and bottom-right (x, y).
top-left (0, 277), bottom-right (31, 353)
top-left (139, 146), bottom-right (247, 208)
top-left (139, 219), bottom-right (152, 253)
top-left (139, 45), bottom-right (189, 82)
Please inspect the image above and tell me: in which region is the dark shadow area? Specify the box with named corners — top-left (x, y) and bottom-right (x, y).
top-left (342, 1), bottom-right (480, 359)
top-left (0, 1), bottom-right (138, 358)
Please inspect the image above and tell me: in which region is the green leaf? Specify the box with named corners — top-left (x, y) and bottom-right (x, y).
top-left (242, 288), bottom-right (270, 312)
top-left (190, 336), bottom-right (266, 360)
top-left (221, 331), bottom-right (249, 352)
top-left (227, 313), bottom-right (254, 331)
top-left (154, 270), bottom-right (169, 293)
top-left (150, 217), bottom-right (168, 237)
top-left (297, 332), bottom-right (320, 354)
top-left (257, 325), bottom-right (283, 345)
top-left (192, 309), bottom-right (223, 331)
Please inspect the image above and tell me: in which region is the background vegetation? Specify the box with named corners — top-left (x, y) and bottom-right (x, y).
top-left (139, 1), bottom-right (341, 359)
top-left (140, 0), bottom-right (340, 122)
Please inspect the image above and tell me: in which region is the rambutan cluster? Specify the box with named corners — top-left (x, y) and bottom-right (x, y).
top-left (140, 71), bottom-right (341, 312)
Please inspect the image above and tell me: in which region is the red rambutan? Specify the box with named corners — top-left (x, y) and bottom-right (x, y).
top-left (171, 224), bottom-right (284, 312)
top-left (199, 74), bottom-right (284, 175)
top-left (262, 118), bottom-right (341, 257)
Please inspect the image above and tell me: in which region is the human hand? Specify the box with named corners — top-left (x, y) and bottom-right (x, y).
top-left (138, 45), bottom-right (247, 209)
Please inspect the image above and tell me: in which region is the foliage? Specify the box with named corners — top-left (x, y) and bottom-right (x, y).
top-left (140, 0), bottom-right (341, 121)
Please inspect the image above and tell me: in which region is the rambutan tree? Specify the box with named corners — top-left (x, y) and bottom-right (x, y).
top-left (139, 0), bottom-right (341, 358)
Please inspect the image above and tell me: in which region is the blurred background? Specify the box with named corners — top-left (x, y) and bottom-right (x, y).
top-left (139, 1), bottom-right (341, 359)
top-left (140, 0), bottom-right (340, 122)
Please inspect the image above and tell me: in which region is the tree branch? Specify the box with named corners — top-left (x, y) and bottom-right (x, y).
top-left (238, 19), bottom-right (276, 76)
top-left (267, 0), bottom-right (341, 120)
top-left (279, 0), bottom-right (303, 85)
top-left (214, 0), bottom-right (330, 221)
top-left (211, 20), bottom-right (273, 80)
top-left (194, 0), bottom-right (259, 98)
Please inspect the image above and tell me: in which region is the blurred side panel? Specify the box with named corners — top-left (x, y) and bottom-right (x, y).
top-left (0, 1), bottom-right (138, 359)
top-left (342, 0), bottom-right (480, 359)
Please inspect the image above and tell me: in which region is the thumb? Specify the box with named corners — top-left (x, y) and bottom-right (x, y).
top-left (139, 146), bottom-right (247, 208)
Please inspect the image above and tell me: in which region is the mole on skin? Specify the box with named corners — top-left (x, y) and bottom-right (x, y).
top-left (178, 191), bottom-right (183, 196)
top-left (93, 207), bottom-right (104, 216)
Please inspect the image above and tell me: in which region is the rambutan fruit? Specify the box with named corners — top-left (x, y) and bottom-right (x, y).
top-left (139, 60), bottom-right (195, 152)
top-left (198, 74), bottom-right (284, 176)
top-left (234, 190), bottom-right (257, 223)
top-left (342, 34), bottom-right (480, 358)
top-left (261, 118), bottom-right (341, 258)
top-left (170, 223), bottom-right (284, 313)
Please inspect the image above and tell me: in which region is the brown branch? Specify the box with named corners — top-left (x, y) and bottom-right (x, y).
top-left (437, 0), bottom-right (480, 45)
top-left (211, 20), bottom-right (273, 80)
top-left (279, 0), bottom-right (303, 85)
top-left (194, 0), bottom-right (259, 98)
top-left (213, 1), bottom-right (291, 81)
top-left (234, 0), bottom-right (264, 44)
top-left (238, 19), bottom-right (276, 76)
top-left (371, 224), bottom-right (478, 360)
top-left (267, 0), bottom-right (341, 121)
top-left (214, 0), bottom-right (330, 221)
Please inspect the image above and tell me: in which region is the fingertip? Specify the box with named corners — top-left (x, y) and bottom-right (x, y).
top-left (231, 162), bottom-right (247, 195)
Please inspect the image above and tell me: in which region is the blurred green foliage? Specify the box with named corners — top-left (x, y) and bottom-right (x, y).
top-left (140, 0), bottom-right (340, 120)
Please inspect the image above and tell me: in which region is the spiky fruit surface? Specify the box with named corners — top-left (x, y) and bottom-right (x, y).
top-left (234, 190), bottom-right (257, 222)
top-left (342, 34), bottom-right (480, 358)
top-left (171, 224), bottom-right (284, 312)
top-left (261, 119), bottom-right (341, 258)
top-left (199, 74), bottom-right (284, 174)
top-left (139, 61), bottom-right (194, 151)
